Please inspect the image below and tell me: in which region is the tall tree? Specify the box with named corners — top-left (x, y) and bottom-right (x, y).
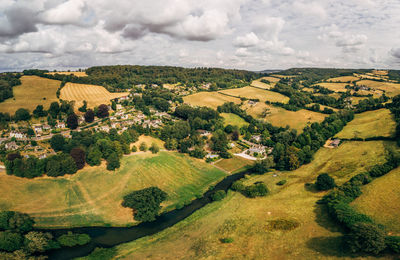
top-left (96, 104), bottom-right (109, 118)
top-left (84, 109), bottom-right (95, 123)
top-left (66, 113), bottom-right (78, 129)
top-left (70, 147), bottom-right (86, 169)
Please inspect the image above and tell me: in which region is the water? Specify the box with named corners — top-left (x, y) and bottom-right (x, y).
top-left (43, 170), bottom-right (249, 260)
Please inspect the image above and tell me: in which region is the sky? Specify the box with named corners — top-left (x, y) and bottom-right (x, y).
top-left (0, 0), bottom-right (400, 72)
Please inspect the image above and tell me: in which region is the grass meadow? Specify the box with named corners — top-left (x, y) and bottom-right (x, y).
top-left (335, 109), bottom-right (396, 139)
top-left (356, 80), bottom-right (400, 97)
top-left (219, 86), bottom-right (289, 103)
top-left (92, 141), bottom-right (393, 260)
top-left (326, 76), bottom-right (360, 83)
top-left (221, 113), bottom-right (249, 128)
top-left (0, 152), bottom-right (226, 228)
top-left (183, 92), bottom-right (241, 109)
top-left (214, 156), bottom-right (254, 173)
top-left (0, 76), bottom-right (60, 114)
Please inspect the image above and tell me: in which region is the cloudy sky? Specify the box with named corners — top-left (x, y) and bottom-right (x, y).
top-left (1, 0), bottom-right (400, 72)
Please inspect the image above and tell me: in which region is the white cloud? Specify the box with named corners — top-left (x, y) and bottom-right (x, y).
top-left (234, 32), bottom-right (259, 47)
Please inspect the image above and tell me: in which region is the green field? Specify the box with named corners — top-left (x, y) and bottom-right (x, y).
top-left (86, 141), bottom-right (393, 260)
top-left (335, 109), bottom-right (396, 139)
top-left (221, 113), bottom-right (249, 128)
top-left (351, 167), bottom-right (400, 234)
top-left (0, 152), bottom-right (226, 228)
top-left (214, 156), bottom-right (254, 173)
top-left (0, 75), bottom-right (60, 114)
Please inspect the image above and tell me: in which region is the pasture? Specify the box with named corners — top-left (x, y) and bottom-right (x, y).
top-left (251, 76), bottom-right (281, 89)
top-left (335, 109), bottom-right (396, 139)
top-left (183, 92), bottom-right (241, 109)
top-left (214, 156), bottom-right (254, 173)
top-left (60, 82), bottom-right (129, 109)
top-left (0, 76), bottom-right (60, 114)
top-left (243, 103), bottom-right (327, 132)
top-left (47, 71), bottom-right (87, 77)
top-left (132, 135), bottom-right (165, 149)
top-left (314, 82), bottom-right (349, 93)
top-left (351, 167), bottom-right (400, 234)
top-left (326, 76), bottom-right (360, 83)
top-left (0, 152), bottom-right (226, 228)
top-left (104, 141), bottom-right (391, 260)
top-left (219, 86), bottom-right (290, 103)
top-left (221, 113), bottom-right (249, 128)
top-left (356, 80), bottom-right (400, 97)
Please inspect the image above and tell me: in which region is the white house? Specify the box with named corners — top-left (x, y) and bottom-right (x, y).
top-left (9, 131), bottom-right (26, 139)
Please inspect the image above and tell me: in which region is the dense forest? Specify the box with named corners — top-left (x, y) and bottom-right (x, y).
top-left (0, 73), bottom-right (21, 102)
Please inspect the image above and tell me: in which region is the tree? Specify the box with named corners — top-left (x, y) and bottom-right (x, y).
top-left (78, 100), bottom-right (87, 112)
top-left (70, 147), bottom-right (86, 169)
top-left (0, 231), bottom-right (23, 252)
top-left (244, 182), bottom-right (269, 198)
top-left (346, 222), bottom-right (386, 254)
top-left (139, 142), bottom-right (148, 152)
top-left (96, 104), bottom-right (109, 118)
top-left (122, 187), bottom-right (167, 222)
top-left (0, 211), bottom-right (34, 233)
top-left (57, 232), bottom-right (90, 247)
top-left (106, 152), bottom-right (120, 170)
top-left (252, 157), bottom-right (275, 174)
top-left (50, 134), bottom-right (65, 152)
top-left (86, 146), bottom-right (102, 166)
top-left (33, 105), bottom-right (47, 118)
top-left (66, 113), bottom-right (78, 129)
top-left (24, 231), bottom-right (53, 253)
top-left (149, 143), bottom-right (159, 154)
top-left (49, 102), bottom-right (60, 117)
top-left (316, 173), bottom-right (336, 191)
top-left (231, 130), bottom-right (239, 141)
top-left (14, 108), bottom-right (30, 121)
top-left (84, 109), bottom-right (95, 123)
top-left (211, 190), bottom-right (226, 201)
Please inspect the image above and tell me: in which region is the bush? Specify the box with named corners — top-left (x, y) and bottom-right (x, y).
top-left (57, 232), bottom-right (91, 247)
top-left (0, 231), bottom-right (23, 252)
top-left (139, 142), bottom-right (148, 152)
top-left (0, 211), bottom-right (34, 233)
top-left (211, 190), bottom-right (226, 201)
top-left (131, 145), bottom-right (137, 152)
top-left (386, 236), bottom-right (400, 253)
top-left (220, 237), bottom-right (234, 243)
top-left (230, 180), bottom-right (245, 192)
top-left (315, 173), bottom-right (336, 191)
top-left (244, 182), bottom-right (269, 198)
top-left (346, 222), bottom-right (386, 255)
top-left (331, 202), bottom-right (373, 228)
top-left (276, 180), bottom-right (287, 186)
top-left (149, 143), bottom-right (160, 154)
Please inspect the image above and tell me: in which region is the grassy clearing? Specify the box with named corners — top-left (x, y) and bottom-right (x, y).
top-left (220, 113), bottom-right (249, 128)
top-left (183, 92), bottom-right (241, 109)
top-left (0, 152), bottom-right (226, 228)
top-left (306, 103), bottom-right (339, 112)
top-left (219, 86), bottom-right (289, 103)
top-left (314, 82), bottom-right (349, 93)
top-left (132, 135), bottom-right (165, 149)
top-left (351, 167), bottom-right (400, 234)
top-left (46, 71), bottom-right (87, 77)
top-left (243, 103), bottom-right (327, 132)
top-left (0, 76), bottom-right (60, 114)
top-left (60, 82), bottom-right (129, 109)
top-left (251, 77), bottom-right (281, 89)
top-left (356, 80), bottom-right (400, 97)
top-left (103, 141), bottom-right (392, 260)
top-left (335, 109), bottom-right (396, 139)
top-left (214, 156), bottom-right (254, 173)
top-left (326, 76), bottom-right (360, 83)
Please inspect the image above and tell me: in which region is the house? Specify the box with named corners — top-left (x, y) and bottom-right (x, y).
top-left (56, 122), bottom-right (65, 129)
top-left (330, 139), bottom-right (341, 148)
top-left (33, 125), bottom-right (42, 133)
top-left (5, 141), bottom-right (19, 150)
top-left (251, 135), bottom-right (262, 143)
top-left (9, 131), bottom-right (26, 139)
top-left (121, 114), bottom-right (129, 120)
top-left (197, 130), bottom-right (211, 137)
top-left (248, 144), bottom-right (266, 155)
top-left (42, 125), bottom-right (51, 131)
top-left (118, 96), bottom-right (129, 102)
top-left (39, 154), bottom-right (47, 159)
top-left (78, 116), bottom-right (85, 125)
top-left (248, 100), bottom-right (258, 106)
top-left (206, 153), bottom-right (219, 159)
top-left (101, 125), bottom-right (110, 132)
top-left (116, 104), bottom-right (123, 110)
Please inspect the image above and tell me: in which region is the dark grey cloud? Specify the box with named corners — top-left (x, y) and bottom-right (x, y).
top-left (0, 7), bottom-right (39, 38)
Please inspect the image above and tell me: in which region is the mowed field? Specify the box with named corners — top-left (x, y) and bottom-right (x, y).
top-left (214, 156), bottom-right (254, 173)
top-left (326, 76), bottom-right (360, 83)
top-left (46, 71), bottom-right (88, 77)
top-left (221, 113), bottom-right (249, 128)
top-left (99, 141), bottom-right (391, 260)
top-left (356, 80), bottom-right (400, 97)
top-left (351, 167), bottom-right (400, 234)
top-left (335, 109), bottom-right (396, 139)
top-left (251, 76), bottom-right (281, 89)
top-left (60, 82), bottom-right (129, 109)
top-left (0, 76), bottom-right (60, 114)
top-left (314, 82), bottom-right (349, 93)
top-left (219, 86), bottom-right (289, 103)
top-left (0, 152), bottom-right (226, 228)
top-left (183, 92), bottom-right (241, 109)
top-left (243, 102), bottom-right (327, 132)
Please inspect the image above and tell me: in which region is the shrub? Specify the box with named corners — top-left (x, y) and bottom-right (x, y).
top-left (244, 182), bottom-right (269, 198)
top-left (57, 232), bottom-right (91, 247)
top-left (385, 236), bottom-right (400, 253)
top-left (131, 146), bottom-right (137, 152)
top-left (315, 173), bottom-right (336, 191)
top-left (0, 231), bottom-right (23, 252)
top-left (231, 180), bottom-right (245, 192)
top-left (332, 202), bottom-right (373, 228)
top-left (139, 142), bottom-right (148, 152)
top-left (211, 190), bottom-right (226, 201)
top-left (0, 211), bottom-right (34, 233)
top-left (346, 222), bottom-right (386, 255)
top-left (220, 237), bottom-right (234, 243)
top-left (149, 143), bottom-right (160, 154)
top-left (276, 180), bottom-right (287, 186)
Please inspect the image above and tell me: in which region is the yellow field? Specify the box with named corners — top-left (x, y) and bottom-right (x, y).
top-left (270, 74), bottom-right (296, 78)
top-left (220, 113), bottom-right (249, 128)
top-left (351, 167), bottom-right (400, 234)
top-left (356, 80), bottom-right (400, 97)
top-left (132, 135), bottom-right (165, 149)
top-left (219, 86), bottom-right (289, 103)
top-left (243, 103), bottom-right (327, 132)
top-left (314, 82), bottom-right (349, 92)
top-left (47, 71), bottom-right (87, 77)
top-left (0, 152), bottom-right (226, 228)
top-left (251, 76), bottom-right (281, 89)
top-left (335, 109), bottom-right (396, 139)
top-left (326, 76), bottom-right (360, 83)
top-left (214, 156), bottom-right (254, 173)
top-left (183, 92), bottom-right (241, 109)
top-left (106, 141), bottom-right (391, 260)
top-left (60, 82), bottom-right (129, 109)
top-left (0, 76), bottom-right (60, 114)
top-left (306, 103), bottom-right (339, 112)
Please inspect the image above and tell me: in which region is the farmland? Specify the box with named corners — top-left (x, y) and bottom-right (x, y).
top-left (214, 156), bottom-right (254, 173)
top-left (221, 113), bottom-right (249, 128)
top-left (46, 71), bottom-right (88, 77)
top-left (60, 82), bottom-right (129, 109)
top-left (183, 91), bottom-right (241, 109)
top-left (351, 167), bottom-right (400, 234)
top-left (0, 152), bottom-right (226, 228)
top-left (0, 75), bottom-right (60, 114)
top-left (326, 76), bottom-right (360, 83)
top-left (335, 108), bottom-right (396, 139)
top-left (251, 76), bottom-right (281, 89)
top-left (100, 141), bottom-right (391, 260)
top-left (219, 86), bottom-right (289, 103)
top-left (314, 82), bottom-right (349, 93)
top-left (356, 80), bottom-right (400, 97)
